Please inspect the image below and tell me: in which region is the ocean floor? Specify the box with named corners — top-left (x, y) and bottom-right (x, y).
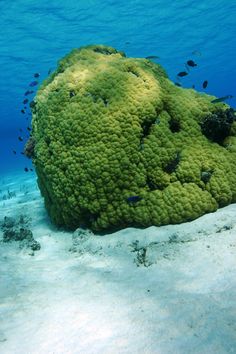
top-left (0, 172), bottom-right (235, 354)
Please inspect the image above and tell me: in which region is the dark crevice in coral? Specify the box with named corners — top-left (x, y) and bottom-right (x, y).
top-left (79, 209), bottom-right (99, 229)
top-left (140, 119), bottom-right (155, 139)
top-left (61, 165), bottom-right (67, 172)
top-left (127, 69), bottom-right (139, 77)
top-left (169, 117), bottom-right (181, 133)
top-left (201, 169), bottom-right (214, 183)
top-left (95, 221), bottom-right (148, 236)
top-left (85, 92), bottom-right (108, 106)
top-left (57, 66), bottom-right (65, 74)
top-left (163, 152), bottom-right (181, 174)
top-left (45, 137), bottom-right (51, 145)
top-left (86, 93), bottom-right (96, 102)
top-left (139, 116), bottom-right (161, 150)
top-left (200, 108), bottom-right (235, 144)
top-left (69, 90), bottom-right (76, 98)
top-left (146, 177), bottom-right (158, 191)
top-left (218, 199), bottom-right (229, 208)
top-left (93, 48), bottom-right (114, 55)
top-left (101, 97), bottom-right (109, 106)
top-left (139, 142), bottom-right (144, 151)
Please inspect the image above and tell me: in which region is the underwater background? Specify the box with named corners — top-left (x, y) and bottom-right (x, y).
top-left (1, 2), bottom-right (236, 353)
top-left (0, 0), bottom-right (235, 174)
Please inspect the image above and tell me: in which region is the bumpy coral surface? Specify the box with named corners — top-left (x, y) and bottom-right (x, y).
top-left (28, 44), bottom-right (236, 232)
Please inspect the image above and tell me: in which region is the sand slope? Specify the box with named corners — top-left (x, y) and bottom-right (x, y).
top-left (0, 172), bottom-right (235, 354)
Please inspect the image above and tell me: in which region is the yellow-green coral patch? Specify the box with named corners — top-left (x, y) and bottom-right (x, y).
top-left (30, 45), bottom-right (236, 233)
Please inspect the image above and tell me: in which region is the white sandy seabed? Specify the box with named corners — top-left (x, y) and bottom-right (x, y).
top-left (0, 172), bottom-right (235, 354)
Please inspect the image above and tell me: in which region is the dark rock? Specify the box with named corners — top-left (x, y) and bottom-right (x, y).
top-left (1, 216), bottom-right (15, 229)
top-left (3, 229), bottom-right (17, 242)
top-left (200, 108), bottom-right (235, 144)
top-left (30, 240), bottom-right (41, 251)
top-left (1, 215), bottom-right (40, 252)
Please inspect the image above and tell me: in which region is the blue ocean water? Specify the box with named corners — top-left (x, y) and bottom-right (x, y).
top-left (0, 0), bottom-right (235, 174)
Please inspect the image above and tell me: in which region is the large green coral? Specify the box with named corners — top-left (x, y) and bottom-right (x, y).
top-left (28, 44), bottom-right (236, 232)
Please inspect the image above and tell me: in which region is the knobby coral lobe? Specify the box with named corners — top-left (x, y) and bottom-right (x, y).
top-left (25, 44), bottom-right (236, 233)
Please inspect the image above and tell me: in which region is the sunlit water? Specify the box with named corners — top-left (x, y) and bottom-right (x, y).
top-left (0, 0), bottom-right (236, 173)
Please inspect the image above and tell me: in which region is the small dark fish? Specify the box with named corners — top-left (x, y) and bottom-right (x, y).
top-left (21, 109), bottom-right (25, 114)
top-left (175, 82), bottom-right (181, 87)
top-left (164, 152), bottom-right (181, 174)
top-left (125, 42), bottom-right (130, 45)
top-left (20, 152), bottom-right (24, 155)
top-left (192, 50), bottom-right (202, 56)
top-left (13, 150), bottom-right (16, 154)
top-left (27, 127), bottom-right (31, 131)
top-left (18, 136), bottom-right (23, 142)
top-left (24, 167), bottom-right (29, 172)
top-left (192, 84), bottom-right (195, 89)
top-left (187, 60), bottom-right (197, 67)
top-left (23, 98), bottom-right (29, 104)
top-left (34, 73), bottom-right (40, 78)
top-left (211, 95), bottom-right (233, 103)
top-left (48, 68), bottom-right (52, 75)
top-left (145, 55), bottom-right (160, 60)
top-left (29, 81), bottom-right (38, 87)
top-left (177, 71), bottom-right (188, 77)
top-left (24, 90), bottom-right (34, 96)
top-left (127, 196), bottom-right (142, 203)
top-left (202, 80), bottom-right (208, 89)
top-left (30, 168), bottom-right (33, 172)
